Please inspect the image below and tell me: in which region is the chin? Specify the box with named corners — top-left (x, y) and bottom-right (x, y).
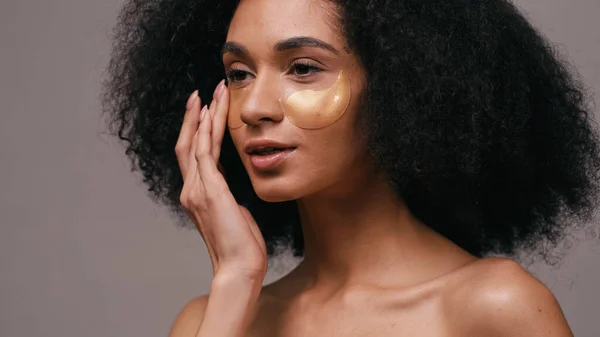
top-left (249, 174), bottom-right (308, 203)
top-left (252, 182), bottom-right (302, 203)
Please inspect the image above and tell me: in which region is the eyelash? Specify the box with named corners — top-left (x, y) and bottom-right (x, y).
top-left (290, 60), bottom-right (323, 77)
top-left (225, 68), bottom-right (248, 84)
top-left (226, 61), bottom-right (323, 84)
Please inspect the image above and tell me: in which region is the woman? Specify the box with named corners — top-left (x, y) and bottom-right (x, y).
top-left (103, 0), bottom-right (600, 336)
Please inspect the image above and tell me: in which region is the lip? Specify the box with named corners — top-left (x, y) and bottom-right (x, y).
top-left (244, 139), bottom-right (296, 154)
top-left (244, 139), bottom-right (297, 171)
top-left (249, 148), bottom-right (296, 171)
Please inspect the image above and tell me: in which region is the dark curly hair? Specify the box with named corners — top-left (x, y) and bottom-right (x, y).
top-left (102, 0), bottom-right (600, 264)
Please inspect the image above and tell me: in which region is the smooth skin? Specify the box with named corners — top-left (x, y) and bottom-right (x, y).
top-left (169, 0), bottom-right (574, 336)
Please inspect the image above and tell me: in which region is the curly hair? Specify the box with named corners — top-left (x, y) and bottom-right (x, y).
top-left (102, 0), bottom-right (600, 264)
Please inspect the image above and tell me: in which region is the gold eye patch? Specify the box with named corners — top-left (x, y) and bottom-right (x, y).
top-left (227, 70), bottom-right (351, 130)
top-left (227, 86), bottom-right (248, 129)
top-left (279, 70), bottom-right (351, 129)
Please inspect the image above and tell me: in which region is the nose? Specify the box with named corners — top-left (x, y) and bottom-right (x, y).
top-left (238, 73), bottom-right (284, 127)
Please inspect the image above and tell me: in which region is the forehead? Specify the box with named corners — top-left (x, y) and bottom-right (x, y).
top-left (227, 0), bottom-right (343, 48)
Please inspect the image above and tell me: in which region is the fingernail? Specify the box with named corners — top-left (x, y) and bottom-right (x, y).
top-left (187, 90), bottom-right (198, 110)
top-left (218, 79), bottom-right (226, 97)
top-left (200, 105), bottom-right (208, 121)
top-left (213, 81), bottom-right (222, 99)
top-left (218, 79), bottom-right (226, 94)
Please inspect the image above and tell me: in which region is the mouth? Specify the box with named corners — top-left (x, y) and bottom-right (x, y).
top-left (244, 138), bottom-right (296, 171)
top-left (248, 147), bottom-right (296, 171)
top-left (248, 147), bottom-right (292, 156)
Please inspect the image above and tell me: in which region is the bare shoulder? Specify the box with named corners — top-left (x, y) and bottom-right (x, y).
top-left (445, 257), bottom-right (573, 337)
top-left (168, 295), bottom-right (210, 337)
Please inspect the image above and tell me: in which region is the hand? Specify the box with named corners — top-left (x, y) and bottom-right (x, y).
top-left (175, 82), bottom-right (267, 280)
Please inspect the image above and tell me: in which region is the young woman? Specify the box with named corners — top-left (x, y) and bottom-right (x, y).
top-left (103, 0), bottom-right (600, 336)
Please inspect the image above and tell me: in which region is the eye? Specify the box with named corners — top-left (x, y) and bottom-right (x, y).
top-left (290, 61), bottom-right (322, 77)
top-left (226, 68), bottom-right (250, 83)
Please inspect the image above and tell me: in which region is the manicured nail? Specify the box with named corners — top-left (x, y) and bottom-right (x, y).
top-left (218, 79), bottom-right (226, 97)
top-left (218, 79), bottom-right (226, 95)
top-left (200, 105), bottom-right (208, 121)
top-left (186, 90), bottom-right (198, 110)
top-left (213, 81), bottom-right (222, 99)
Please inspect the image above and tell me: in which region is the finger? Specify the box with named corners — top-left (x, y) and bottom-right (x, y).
top-left (203, 86), bottom-right (219, 161)
top-left (191, 104), bottom-right (208, 167)
top-left (207, 81), bottom-right (222, 126)
top-left (212, 81), bottom-right (229, 162)
top-left (176, 91), bottom-right (200, 174)
top-left (195, 104), bottom-right (222, 188)
top-left (185, 104), bottom-right (206, 192)
top-left (183, 97), bottom-right (202, 179)
top-left (186, 128), bottom-right (200, 181)
top-left (175, 91), bottom-right (201, 178)
top-left (183, 132), bottom-right (201, 202)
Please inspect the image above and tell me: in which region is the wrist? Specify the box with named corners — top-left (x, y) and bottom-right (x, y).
top-left (198, 272), bottom-right (264, 337)
top-left (214, 268), bottom-right (266, 287)
top-left (211, 272), bottom-right (264, 297)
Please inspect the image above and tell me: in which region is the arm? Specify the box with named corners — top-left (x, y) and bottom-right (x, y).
top-left (169, 84), bottom-right (267, 337)
top-left (169, 274), bottom-right (263, 337)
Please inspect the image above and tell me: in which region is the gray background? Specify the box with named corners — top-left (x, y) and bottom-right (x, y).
top-left (1, 0), bottom-right (599, 336)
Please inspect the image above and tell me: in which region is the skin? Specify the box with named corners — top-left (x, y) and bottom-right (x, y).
top-left (169, 0), bottom-right (574, 336)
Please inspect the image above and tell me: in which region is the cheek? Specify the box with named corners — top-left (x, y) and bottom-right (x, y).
top-left (302, 114), bottom-right (366, 177)
top-left (227, 129), bottom-right (245, 157)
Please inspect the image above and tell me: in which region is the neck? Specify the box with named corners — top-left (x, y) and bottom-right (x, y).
top-left (292, 169), bottom-right (474, 293)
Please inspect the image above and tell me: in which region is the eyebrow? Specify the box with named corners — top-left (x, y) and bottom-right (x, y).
top-left (221, 36), bottom-right (339, 58)
top-left (274, 36), bottom-right (339, 54)
top-left (221, 42), bottom-right (248, 57)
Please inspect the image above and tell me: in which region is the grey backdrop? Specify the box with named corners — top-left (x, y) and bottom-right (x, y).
top-left (1, 0), bottom-right (599, 336)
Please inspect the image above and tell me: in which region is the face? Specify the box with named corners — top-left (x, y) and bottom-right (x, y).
top-left (223, 0), bottom-right (368, 202)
